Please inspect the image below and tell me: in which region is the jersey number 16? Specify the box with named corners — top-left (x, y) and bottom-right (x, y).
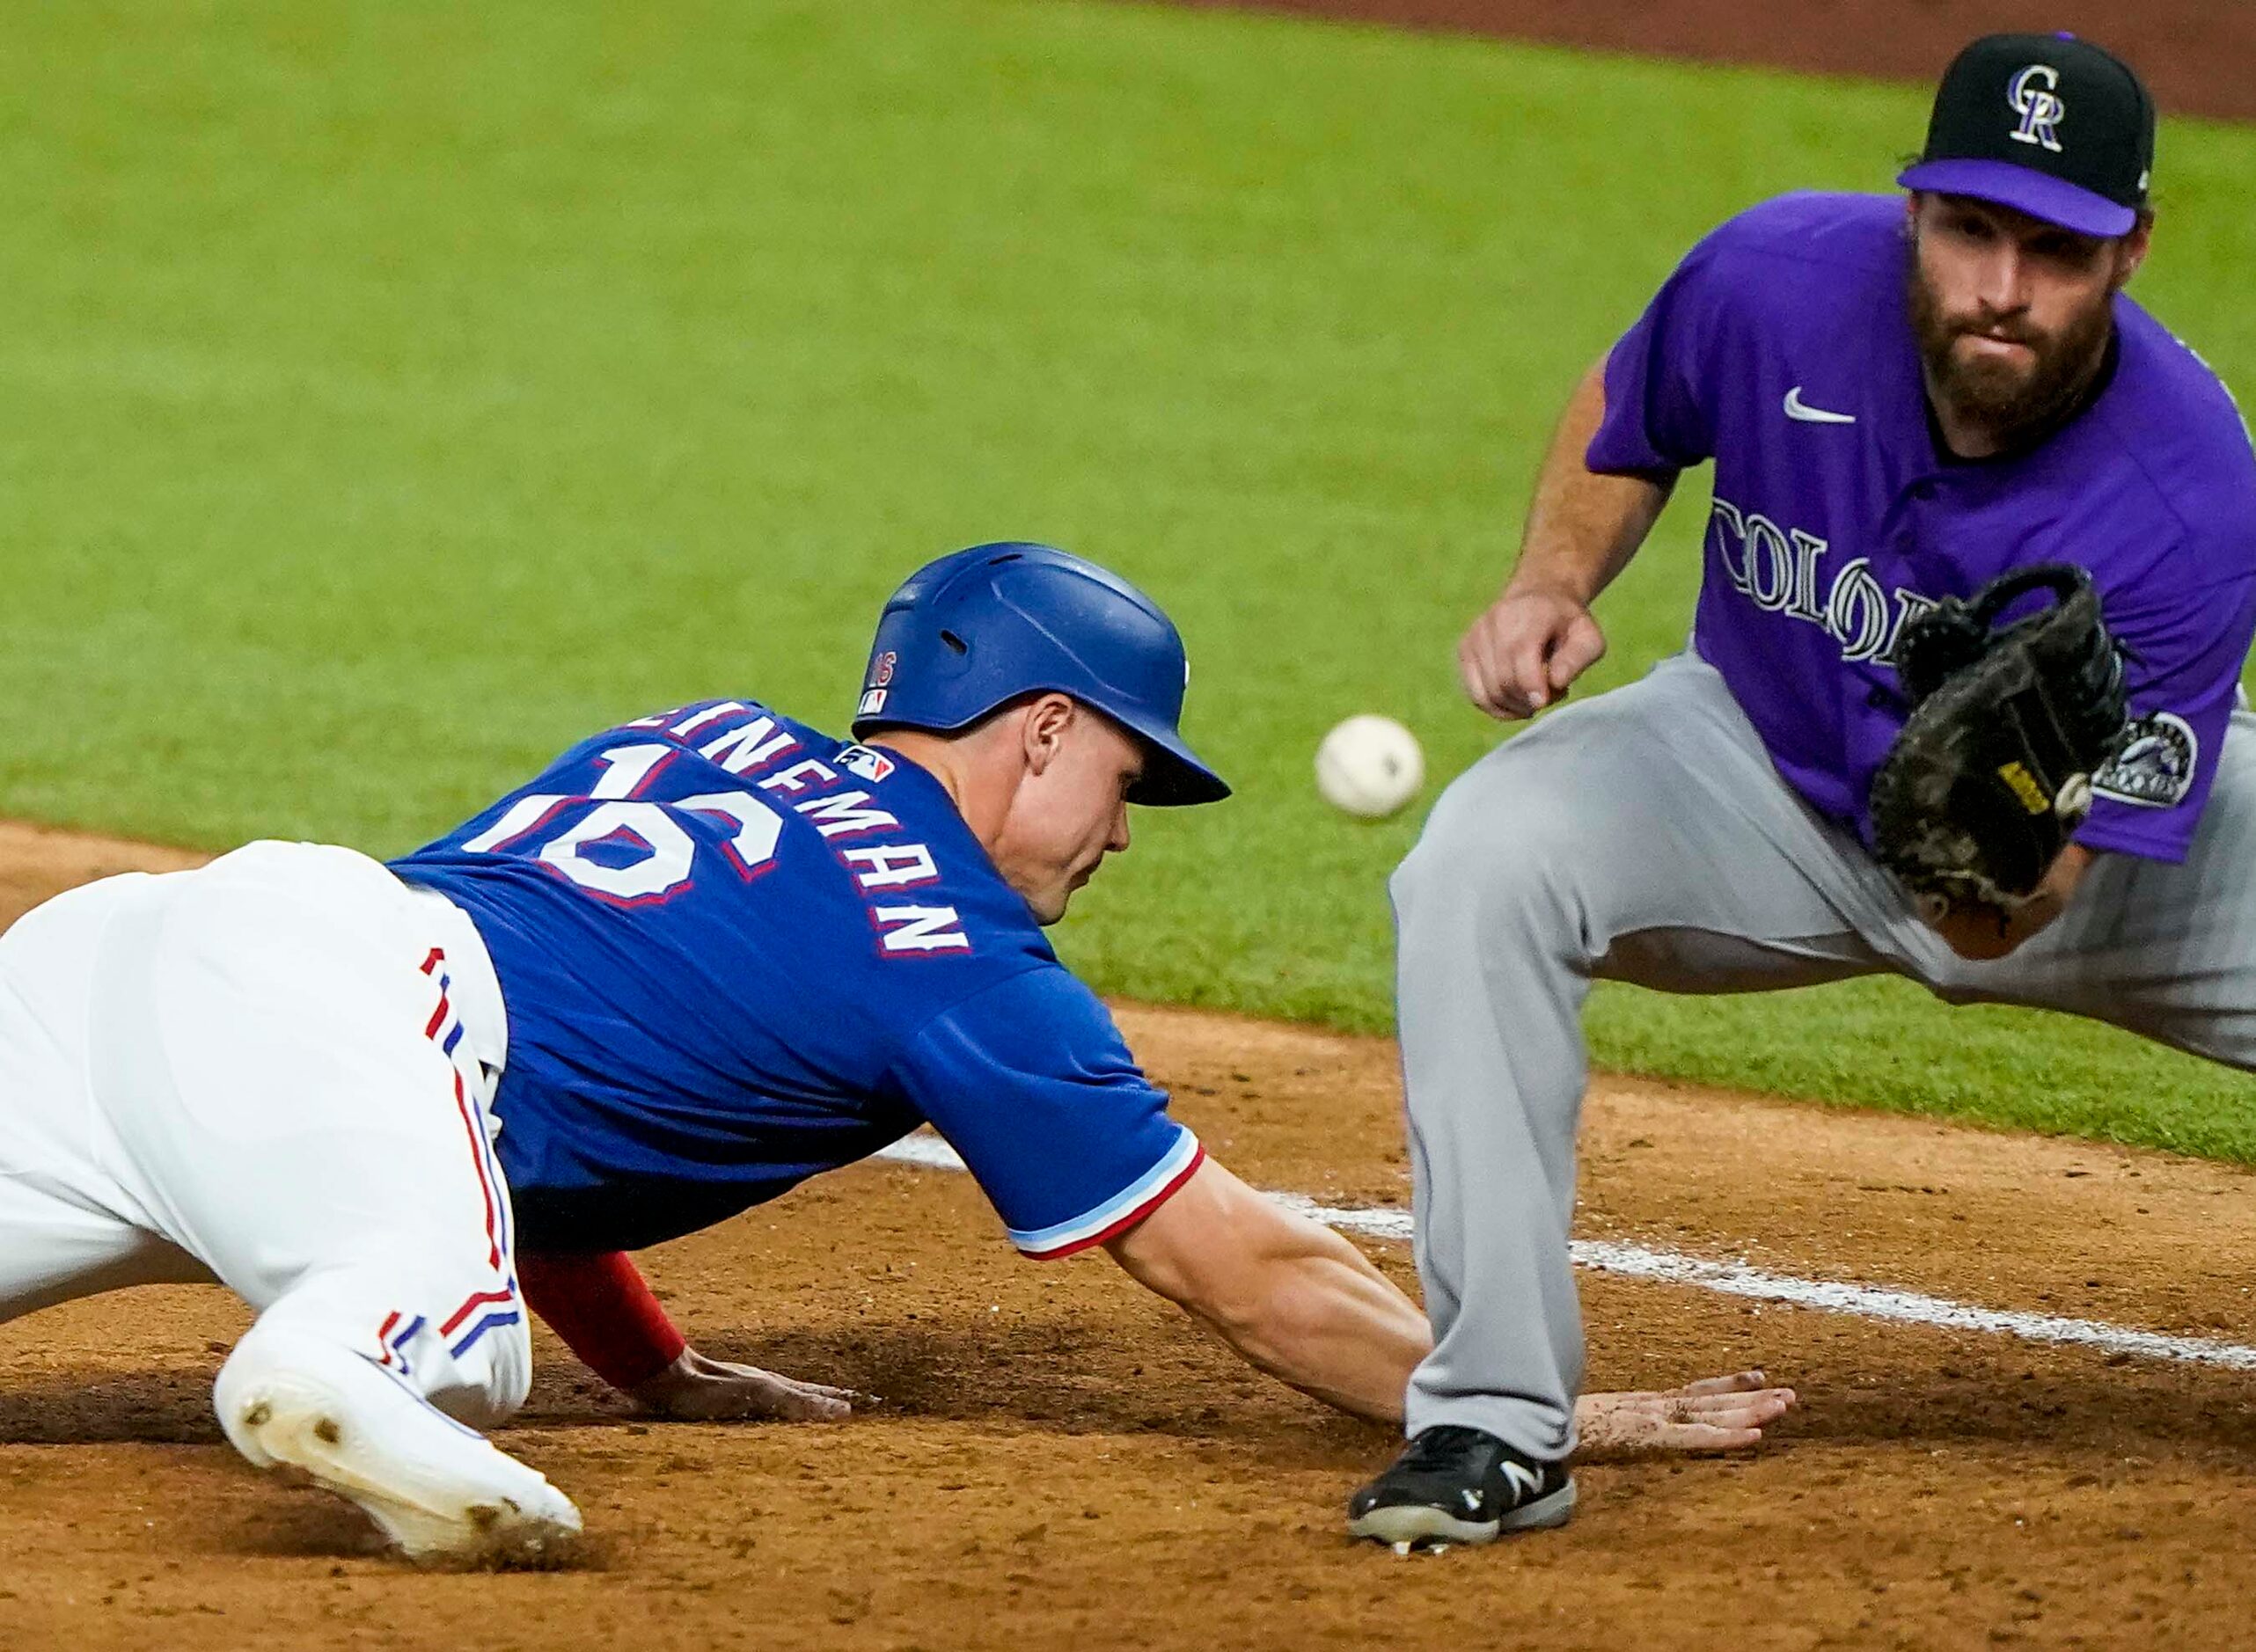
top-left (457, 743), bottom-right (782, 904)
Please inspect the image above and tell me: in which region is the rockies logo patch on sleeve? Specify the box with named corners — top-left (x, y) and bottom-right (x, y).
top-left (2093, 712), bottom-right (2198, 808)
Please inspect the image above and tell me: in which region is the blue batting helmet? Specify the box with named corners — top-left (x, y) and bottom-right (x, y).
top-left (852, 543), bottom-right (1230, 807)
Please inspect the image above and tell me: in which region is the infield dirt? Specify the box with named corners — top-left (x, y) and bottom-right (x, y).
top-left (1, 830), bottom-right (2252, 1650)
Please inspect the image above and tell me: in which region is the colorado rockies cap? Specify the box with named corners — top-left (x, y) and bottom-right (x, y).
top-left (1897, 33), bottom-right (2154, 238)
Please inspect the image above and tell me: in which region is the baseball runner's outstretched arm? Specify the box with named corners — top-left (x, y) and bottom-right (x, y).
top-left (521, 1189), bottom-right (1786, 1445)
top-left (1460, 358), bottom-right (1674, 720)
top-left (1106, 1159), bottom-right (1793, 1449)
top-left (518, 1250), bottom-right (852, 1422)
top-left (1108, 1158), bottom-right (1425, 1421)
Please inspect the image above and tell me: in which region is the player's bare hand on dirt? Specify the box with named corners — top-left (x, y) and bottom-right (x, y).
top-left (1458, 583), bottom-right (1607, 720)
top-left (629, 1348), bottom-right (858, 1422)
top-left (1571, 1370), bottom-right (1796, 1458)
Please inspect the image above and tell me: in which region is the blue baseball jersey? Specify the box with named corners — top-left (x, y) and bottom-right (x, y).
top-left (1587, 191), bottom-right (2256, 861)
top-left (391, 700), bottom-right (1201, 1254)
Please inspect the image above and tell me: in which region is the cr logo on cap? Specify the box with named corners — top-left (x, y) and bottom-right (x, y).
top-left (2008, 63), bottom-right (2065, 153)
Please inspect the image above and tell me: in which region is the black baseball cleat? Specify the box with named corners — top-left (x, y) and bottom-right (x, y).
top-left (1346, 1425), bottom-right (1576, 1549)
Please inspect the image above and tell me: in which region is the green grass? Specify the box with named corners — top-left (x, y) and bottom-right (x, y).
top-left (6, 1), bottom-right (2256, 1159)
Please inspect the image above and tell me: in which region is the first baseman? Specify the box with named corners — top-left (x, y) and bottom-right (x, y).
top-left (1349, 33), bottom-right (2256, 1547)
top-left (0, 544), bottom-right (1787, 1561)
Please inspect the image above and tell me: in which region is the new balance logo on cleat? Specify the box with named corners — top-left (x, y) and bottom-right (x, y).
top-left (1345, 1425), bottom-right (1576, 1551)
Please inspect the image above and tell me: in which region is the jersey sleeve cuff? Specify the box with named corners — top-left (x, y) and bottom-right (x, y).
top-left (1005, 1129), bottom-right (1205, 1260)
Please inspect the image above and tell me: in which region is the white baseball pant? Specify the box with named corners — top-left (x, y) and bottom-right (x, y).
top-left (0, 840), bottom-right (525, 1428)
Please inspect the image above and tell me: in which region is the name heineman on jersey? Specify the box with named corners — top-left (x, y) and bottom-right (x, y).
top-left (614, 698), bottom-right (976, 956)
top-left (1708, 493), bottom-right (2201, 811)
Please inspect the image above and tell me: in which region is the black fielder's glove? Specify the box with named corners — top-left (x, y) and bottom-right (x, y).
top-left (1866, 564), bottom-right (2130, 920)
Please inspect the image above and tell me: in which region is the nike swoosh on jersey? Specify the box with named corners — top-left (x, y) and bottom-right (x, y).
top-left (1783, 386), bottom-right (1857, 424)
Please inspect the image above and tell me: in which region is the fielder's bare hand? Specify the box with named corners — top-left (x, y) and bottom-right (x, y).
top-left (1457, 357), bottom-right (1666, 720)
top-left (629, 1348), bottom-right (857, 1422)
top-left (1924, 844), bottom-right (2096, 962)
top-left (1572, 1369), bottom-right (1796, 1458)
top-left (1458, 581), bottom-right (1608, 720)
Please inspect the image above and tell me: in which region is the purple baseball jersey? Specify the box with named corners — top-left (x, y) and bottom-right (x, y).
top-left (1587, 191), bottom-right (2256, 861)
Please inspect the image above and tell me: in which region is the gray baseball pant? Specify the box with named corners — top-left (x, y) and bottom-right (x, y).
top-left (1392, 648), bottom-right (2256, 1458)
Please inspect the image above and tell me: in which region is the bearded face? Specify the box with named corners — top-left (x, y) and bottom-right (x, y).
top-left (1906, 194), bottom-right (2145, 452)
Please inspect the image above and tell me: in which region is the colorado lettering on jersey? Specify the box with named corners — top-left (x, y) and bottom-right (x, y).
top-left (1707, 497), bottom-right (1941, 665)
top-left (588, 701), bottom-right (971, 957)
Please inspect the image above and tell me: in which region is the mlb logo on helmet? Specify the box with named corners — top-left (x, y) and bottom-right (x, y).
top-left (858, 651), bottom-right (899, 719)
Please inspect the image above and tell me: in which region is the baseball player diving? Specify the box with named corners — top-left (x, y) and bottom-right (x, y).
top-left (1348, 33), bottom-right (2256, 1549)
top-left (0, 543), bottom-right (1788, 1561)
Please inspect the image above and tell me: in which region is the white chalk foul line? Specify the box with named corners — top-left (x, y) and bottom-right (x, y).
top-left (1268, 1196), bottom-right (2256, 1372)
top-left (878, 1134), bottom-right (980, 1172)
top-left (875, 1136), bottom-right (2256, 1373)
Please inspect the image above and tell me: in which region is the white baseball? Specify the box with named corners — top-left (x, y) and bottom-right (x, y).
top-left (1315, 714), bottom-right (1425, 819)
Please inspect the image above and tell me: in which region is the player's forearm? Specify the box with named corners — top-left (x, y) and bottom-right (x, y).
top-left (1107, 1161), bottom-right (1430, 1422)
top-left (1186, 1221), bottom-right (1430, 1424)
top-left (1505, 359), bottom-right (1673, 609)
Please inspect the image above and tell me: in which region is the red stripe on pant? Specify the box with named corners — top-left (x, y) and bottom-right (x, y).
top-left (447, 1071), bottom-right (502, 1271)
top-left (439, 1287), bottom-right (517, 1339)
top-left (417, 944), bottom-right (502, 1272)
